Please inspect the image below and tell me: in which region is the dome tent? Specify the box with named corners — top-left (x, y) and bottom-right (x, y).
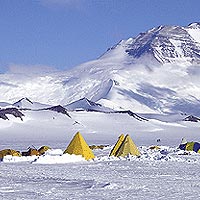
top-left (179, 138), bottom-right (200, 153)
top-left (0, 149), bottom-right (21, 160)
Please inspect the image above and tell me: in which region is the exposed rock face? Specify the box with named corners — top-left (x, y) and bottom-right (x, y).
top-left (41, 105), bottom-right (71, 118)
top-left (65, 97), bottom-right (113, 112)
top-left (107, 23), bottom-right (200, 64)
top-left (184, 115), bottom-right (200, 122)
top-left (0, 108), bottom-right (24, 120)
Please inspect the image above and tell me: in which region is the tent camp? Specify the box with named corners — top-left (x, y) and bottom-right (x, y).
top-left (0, 149), bottom-right (21, 160)
top-left (22, 148), bottom-right (40, 156)
top-left (63, 132), bottom-right (95, 160)
top-left (179, 138), bottom-right (200, 153)
top-left (110, 134), bottom-right (140, 157)
top-left (38, 146), bottom-right (51, 155)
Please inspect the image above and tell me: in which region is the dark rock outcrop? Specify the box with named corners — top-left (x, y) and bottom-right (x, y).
top-left (41, 105), bottom-right (71, 118)
top-left (0, 108), bottom-right (24, 120)
top-left (183, 115), bottom-right (200, 122)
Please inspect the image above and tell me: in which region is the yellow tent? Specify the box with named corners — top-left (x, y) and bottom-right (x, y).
top-left (111, 134), bottom-right (140, 157)
top-left (63, 132), bottom-right (95, 160)
top-left (0, 149), bottom-right (21, 160)
top-left (185, 142), bottom-right (195, 151)
top-left (22, 148), bottom-right (40, 156)
top-left (109, 134), bottom-right (125, 156)
top-left (38, 146), bottom-right (51, 155)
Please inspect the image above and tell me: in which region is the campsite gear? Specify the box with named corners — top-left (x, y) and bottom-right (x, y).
top-left (193, 143), bottom-right (200, 153)
top-left (38, 146), bottom-right (51, 155)
top-left (89, 145), bottom-right (108, 150)
top-left (0, 149), bottom-right (21, 160)
top-left (22, 148), bottom-right (40, 156)
top-left (181, 138), bottom-right (187, 144)
top-left (64, 132), bottom-right (95, 160)
top-left (179, 138), bottom-right (188, 151)
top-left (179, 138), bottom-right (200, 153)
top-left (109, 134), bottom-right (125, 156)
top-left (149, 146), bottom-right (160, 150)
top-left (109, 134), bottom-right (140, 157)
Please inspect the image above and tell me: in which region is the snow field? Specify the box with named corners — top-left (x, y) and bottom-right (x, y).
top-left (0, 109), bottom-right (200, 199)
top-left (1, 146), bottom-right (200, 199)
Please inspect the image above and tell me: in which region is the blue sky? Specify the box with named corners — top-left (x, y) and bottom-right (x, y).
top-left (0, 0), bottom-right (199, 73)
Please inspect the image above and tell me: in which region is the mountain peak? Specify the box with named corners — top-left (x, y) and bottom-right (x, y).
top-left (1, 23), bottom-right (200, 115)
top-left (187, 22), bottom-right (200, 29)
top-left (12, 97), bottom-right (50, 109)
top-left (13, 97), bottom-right (33, 108)
top-left (104, 23), bottom-right (200, 65)
top-left (65, 97), bottom-right (113, 112)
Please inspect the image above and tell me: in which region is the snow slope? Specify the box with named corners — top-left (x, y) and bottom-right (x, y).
top-left (12, 97), bottom-right (50, 109)
top-left (0, 108), bottom-right (199, 149)
top-left (0, 23), bottom-right (200, 115)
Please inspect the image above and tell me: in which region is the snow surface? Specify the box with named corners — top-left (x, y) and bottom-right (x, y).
top-left (0, 109), bottom-right (200, 199)
top-left (1, 109), bottom-right (200, 148)
top-left (186, 26), bottom-right (200, 42)
top-left (1, 146), bottom-right (200, 199)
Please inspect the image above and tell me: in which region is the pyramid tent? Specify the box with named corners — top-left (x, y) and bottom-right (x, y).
top-left (115, 134), bottom-right (140, 157)
top-left (64, 132), bottom-right (95, 160)
top-left (109, 134), bottom-right (125, 156)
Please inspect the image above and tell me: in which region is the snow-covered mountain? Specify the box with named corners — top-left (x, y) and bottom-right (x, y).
top-left (65, 97), bottom-right (113, 112)
top-left (0, 23), bottom-right (200, 115)
top-left (12, 97), bottom-right (50, 109)
top-left (105, 22), bottom-right (200, 65)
